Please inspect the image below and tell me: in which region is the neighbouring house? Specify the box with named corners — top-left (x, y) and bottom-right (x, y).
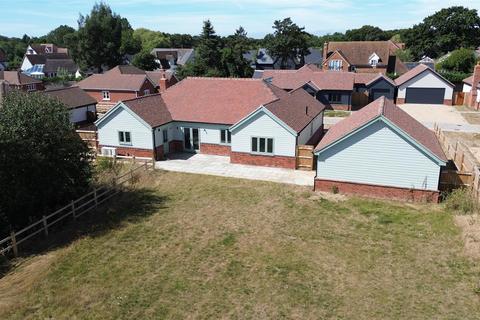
top-left (95, 78), bottom-right (326, 169)
top-left (244, 48), bottom-right (323, 70)
top-left (463, 63), bottom-right (480, 110)
top-left (255, 65), bottom-right (396, 110)
top-left (77, 65), bottom-right (158, 114)
top-left (21, 44), bottom-right (80, 79)
top-left (150, 48), bottom-right (195, 70)
top-left (0, 70), bottom-right (43, 92)
top-left (314, 97), bottom-right (447, 202)
top-left (43, 86), bottom-right (97, 124)
top-left (145, 69), bottom-right (178, 92)
top-left (404, 56), bottom-right (435, 71)
top-left (0, 48), bottom-right (7, 71)
top-left (395, 64), bottom-right (454, 105)
top-left (322, 41), bottom-right (408, 75)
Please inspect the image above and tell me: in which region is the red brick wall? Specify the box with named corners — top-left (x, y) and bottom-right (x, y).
top-left (230, 152), bottom-right (296, 169)
top-left (100, 145), bottom-right (154, 159)
top-left (314, 178), bottom-right (440, 203)
top-left (397, 98), bottom-right (405, 104)
top-left (85, 90), bottom-right (138, 104)
top-left (396, 98), bottom-right (453, 106)
top-left (200, 143), bottom-right (231, 156)
top-left (329, 104), bottom-right (350, 111)
top-left (169, 140), bottom-right (183, 153)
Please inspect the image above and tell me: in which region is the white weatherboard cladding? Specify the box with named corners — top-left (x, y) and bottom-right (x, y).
top-left (70, 105), bottom-right (96, 123)
top-left (231, 111), bottom-right (297, 157)
top-left (154, 123), bottom-right (172, 147)
top-left (298, 112), bottom-right (324, 145)
top-left (97, 107), bottom-right (153, 149)
top-left (316, 120), bottom-right (441, 191)
top-left (20, 57), bottom-right (33, 71)
top-left (463, 83), bottom-right (472, 93)
top-left (397, 70), bottom-right (453, 100)
top-left (167, 122), bottom-right (230, 145)
top-left (477, 89), bottom-right (480, 103)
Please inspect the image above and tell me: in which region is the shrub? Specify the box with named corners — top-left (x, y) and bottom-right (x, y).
top-left (444, 187), bottom-right (478, 215)
top-left (331, 185), bottom-right (339, 194)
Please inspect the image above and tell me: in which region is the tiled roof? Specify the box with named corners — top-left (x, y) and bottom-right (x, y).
top-left (150, 48), bottom-right (195, 66)
top-left (325, 41), bottom-right (400, 66)
top-left (146, 70), bottom-right (176, 86)
top-left (261, 69), bottom-right (355, 91)
top-left (122, 94), bottom-right (172, 128)
top-left (162, 77), bottom-right (280, 125)
top-left (78, 65), bottom-right (153, 91)
top-left (395, 64), bottom-right (454, 87)
top-left (43, 59), bottom-right (78, 73)
top-left (463, 75), bottom-right (473, 85)
top-left (315, 97), bottom-right (447, 162)
top-left (25, 53), bottom-right (70, 65)
top-left (354, 73), bottom-right (396, 87)
top-left (0, 71), bottom-right (42, 85)
top-left (264, 87), bottom-right (326, 132)
top-left (43, 86), bottom-right (97, 109)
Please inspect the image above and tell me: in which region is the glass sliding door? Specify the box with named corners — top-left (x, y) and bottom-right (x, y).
top-left (183, 127), bottom-right (200, 152)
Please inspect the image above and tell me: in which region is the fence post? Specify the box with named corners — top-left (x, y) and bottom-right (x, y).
top-left (94, 188), bottom-right (98, 208)
top-left (71, 200), bottom-right (76, 220)
top-left (10, 231), bottom-right (18, 257)
top-left (113, 155), bottom-right (117, 164)
top-left (42, 215), bottom-right (49, 236)
top-left (132, 155), bottom-right (136, 164)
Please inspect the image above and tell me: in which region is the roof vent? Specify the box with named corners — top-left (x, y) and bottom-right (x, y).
top-left (305, 106), bottom-right (309, 115)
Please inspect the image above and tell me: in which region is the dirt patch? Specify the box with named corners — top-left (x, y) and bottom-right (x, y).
top-left (461, 113), bottom-right (480, 125)
top-left (454, 214), bottom-right (480, 259)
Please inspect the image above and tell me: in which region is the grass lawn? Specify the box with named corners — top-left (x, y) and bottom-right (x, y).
top-left (324, 110), bottom-right (351, 117)
top-left (1, 171), bottom-right (479, 319)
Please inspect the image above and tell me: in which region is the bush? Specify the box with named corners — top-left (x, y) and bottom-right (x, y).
top-left (438, 70), bottom-right (471, 83)
top-left (444, 187), bottom-right (478, 215)
top-left (436, 48), bottom-right (476, 73)
top-left (331, 185), bottom-right (339, 194)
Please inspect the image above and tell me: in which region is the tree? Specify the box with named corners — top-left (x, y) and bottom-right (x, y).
top-left (437, 48), bottom-right (476, 73)
top-left (221, 26), bottom-right (253, 77)
top-left (395, 48), bottom-right (414, 62)
top-left (345, 25), bottom-right (389, 41)
top-left (264, 18), bottom-right (310, 69)
top-left (41, 25), bottom-right (76, 47)
top-left (66, 3), bottom-right (141, 72)
top-left (133, 28), bottom-right (170, 52)
top-left (132, 50), bottom-right (159, 71)
top-left (402, 6), bottom-right (480, 59)
top-left (0, 91), bottom-right (93, 235)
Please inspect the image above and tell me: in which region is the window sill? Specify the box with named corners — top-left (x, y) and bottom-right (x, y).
top-left (119, 143), bottom-right (132, 146)
top-left (250, 152), bottom-right (275, 157)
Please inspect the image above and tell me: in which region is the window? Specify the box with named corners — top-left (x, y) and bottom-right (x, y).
top-left (162, 129), bottom-right (168, 143)
top-left (102, 91), bottom-right (110, 101)
top-left (118, 131), bottom-right (131, 145)
top-left (328, 59), bottom-right (342, 71)
top-left (220, 129), bottom-right (231, 144)
top-left (328, 93), bottom-right (342, 103)
top-left (26, 84), bottom-right (36, 92)
top-left (370, 59), bottom-right (378, 66)
top-left (144, 89), bottom-right (150, 95)
top-left (251, 137), bottom-right (273, 154)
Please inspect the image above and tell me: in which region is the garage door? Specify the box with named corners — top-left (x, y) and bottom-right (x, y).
top-left (405, 88), bottom-right (445, 104)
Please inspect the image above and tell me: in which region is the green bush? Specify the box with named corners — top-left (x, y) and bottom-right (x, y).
top-left (444, 187), bottom-right (478, 215)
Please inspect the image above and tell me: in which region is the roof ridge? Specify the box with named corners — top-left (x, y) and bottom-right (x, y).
top-left (185, 77), bottom-right (262, 81)
top-left (121, 93), bottom-right (163, 104)
top-left (44, 85), bottom-right (79, 92)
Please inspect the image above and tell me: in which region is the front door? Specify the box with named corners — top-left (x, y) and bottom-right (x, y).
top-left (183, 128), bottom-right (199, 152)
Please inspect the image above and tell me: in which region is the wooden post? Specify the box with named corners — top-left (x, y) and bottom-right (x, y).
top-left (94, 188), bottom-right (98, 208)
top-left (71, 200), bottom-right (76, 220)
top-left (113, 155), bottom-right (117, 164)
top-left (42, 215), bottom-right (49, 236)
top-left (132, 155), bottom-right (136, 163)
top-left (10, 231), bottom-right (18, 258)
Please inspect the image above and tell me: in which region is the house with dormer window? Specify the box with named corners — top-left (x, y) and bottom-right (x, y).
top-left (322, 41), bottom-right (408, 75)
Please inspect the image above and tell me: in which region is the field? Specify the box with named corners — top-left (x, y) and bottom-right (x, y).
top-left (0, 170), bottom-right (479, 319)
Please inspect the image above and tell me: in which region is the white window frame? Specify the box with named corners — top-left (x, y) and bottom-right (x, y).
top-left (102, 91), bottom-right (110, 101)
top-left (144, 89), bottom-right (150, 96)
top-left (328, 93), bottom-right (342, 103)
top-left (220, 129), bottom-right (231, 145)
top-left (251, 136), bottom-right (274, 155)
top-left (118, 131), bottom-right (132, 145)
top-left (328, 59), bottom-right (342, 71)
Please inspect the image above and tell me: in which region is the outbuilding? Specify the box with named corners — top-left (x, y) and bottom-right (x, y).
top-left (314, 97), bottom-right (447, 202)
top-left (395, 64), bottom-right (454, 105)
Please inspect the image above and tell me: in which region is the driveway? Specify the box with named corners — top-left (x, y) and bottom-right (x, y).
top-left (156, 153), bottom-right (315, 187)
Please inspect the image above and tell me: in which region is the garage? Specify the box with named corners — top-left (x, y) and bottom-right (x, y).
top-left (395, 64), bottom-right (454, 105)
top-left (405, 88), bottom-right (445, 104)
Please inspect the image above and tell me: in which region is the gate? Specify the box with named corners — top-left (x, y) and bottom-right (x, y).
top-left (296, 145), bottom-right (314, 171)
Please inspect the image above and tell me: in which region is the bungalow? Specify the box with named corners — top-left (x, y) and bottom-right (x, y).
top-left (43, 86), bottom-right (97, 124)
top-left (322, 41), bottom-right (408, 75)
top-left (255, 65), bottom-right (396, 110)
top-left (395, 64), bottom-right (454, 105)
top-left (95, 78), bottom-right (326, 169)
top-left (314, 97), bottom-right (447, 202)
top-left (0, 71), bottom-right (43, 92)
top-left (77, 65), bottom-right (158, 114)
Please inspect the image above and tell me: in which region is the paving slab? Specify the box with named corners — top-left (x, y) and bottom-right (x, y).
top-left (156, 153), bottom-right (315, 187)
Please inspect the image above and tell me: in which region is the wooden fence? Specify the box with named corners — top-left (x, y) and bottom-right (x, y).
top-left (352, 92), bottom-right (369, 109)
top-left (453, 92), bottom-right (466, 106)
top-left (76, 129), bottom-right (97, 149)
top-left (434, 123), bottom-right (480, 200)
top-left (96, 154), bottom-right (155, 167)
top-left (0, 163), bottom-right (149, 257)
top-left (296, 145), bottom-right (314, 171)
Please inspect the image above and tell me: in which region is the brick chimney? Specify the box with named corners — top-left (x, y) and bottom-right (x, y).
top-left (469, 63), bottom-right (480, 109)
top-left (322, 42), bottom-right (329, 63)
top-left (159, 71), bottom-right (168, 92)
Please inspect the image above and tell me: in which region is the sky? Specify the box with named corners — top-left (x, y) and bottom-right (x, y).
top-left (1, 0), bottom-right (480, 38)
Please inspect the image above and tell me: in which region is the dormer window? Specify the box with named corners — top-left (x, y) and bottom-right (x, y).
top-left (369, 53), bottom-right (380, 67)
